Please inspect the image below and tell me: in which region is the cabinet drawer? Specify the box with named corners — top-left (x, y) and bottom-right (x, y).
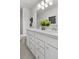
top-left (30, 40), bottom-right (36, 55)
top-left (38, 53), bottom-right (44, 59)
top-left (34, 32), bottom-right (38, 38)
top-left (37, 33), bottom-right (45, 41)
top-left (45, 36), bottom-right (58, 49)
top-left (38, 39), bottom-right (45, 48)
top-left (36, 50), bottom-right (44, 59)
top-left (38, 46), bottom-right (44, 55)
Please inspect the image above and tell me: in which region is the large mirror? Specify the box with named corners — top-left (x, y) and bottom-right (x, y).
top-left (36, 0), bottom-right (58, 30)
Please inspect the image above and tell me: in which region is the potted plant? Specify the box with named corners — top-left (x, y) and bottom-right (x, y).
top-left (40, 19), bottom-right (50, 30)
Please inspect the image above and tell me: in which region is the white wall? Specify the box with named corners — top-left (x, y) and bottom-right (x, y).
top-left (22, 6), bottom-right (38, 35)
top-left (30, 6), bottom-right (37, 28)
top-left (22, 8), bottom-right (30, 35)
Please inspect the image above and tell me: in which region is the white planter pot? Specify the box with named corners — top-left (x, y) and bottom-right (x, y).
top-left (41, 26), bottom-right (46, 30)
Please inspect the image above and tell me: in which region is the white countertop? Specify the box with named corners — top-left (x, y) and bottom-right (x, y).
top-left (27, 28), bottom-right (58, 37)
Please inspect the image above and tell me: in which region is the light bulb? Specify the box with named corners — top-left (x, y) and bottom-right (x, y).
top-left (45, 0), bottom-right (49, 3)
top-left (45, 3), bottom-right (48, 7)
top-left (49, 2), bottom-right (53, 5)
top-left (38, 4), bottom-right (41, 10)
top-left (41, 6), bottom-right (44, 10)
top-left (41, 1), bottom-right (44, 6)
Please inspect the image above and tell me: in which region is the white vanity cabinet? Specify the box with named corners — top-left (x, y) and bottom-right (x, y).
top-left (26, 28), bottom-right (58, 59)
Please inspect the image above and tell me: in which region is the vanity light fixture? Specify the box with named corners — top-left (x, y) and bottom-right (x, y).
top-left (37, 0), bottom-right (53, 10)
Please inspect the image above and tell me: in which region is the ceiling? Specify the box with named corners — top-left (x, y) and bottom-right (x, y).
top-left (20, 0), bottom-right (42, 8)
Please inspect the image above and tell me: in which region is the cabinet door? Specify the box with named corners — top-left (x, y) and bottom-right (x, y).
top-left (36, 51), bottom-right (44, 59)
top-left (30, 40), bottom-right (36, 56)
top-left (36, 44), bottom-right (44, 59)
top-left (38, 53), bottom-right (44, 59)
top-left (45, 43), bottom-right (58, 59)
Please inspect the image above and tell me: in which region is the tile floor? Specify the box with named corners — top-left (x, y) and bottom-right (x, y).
top-left (20, 37), bottom-right (36, 59)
